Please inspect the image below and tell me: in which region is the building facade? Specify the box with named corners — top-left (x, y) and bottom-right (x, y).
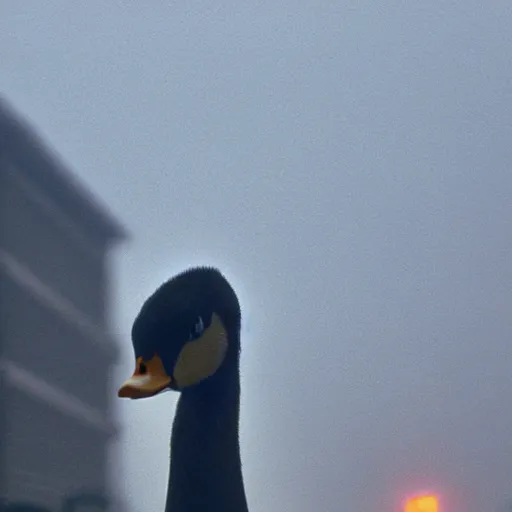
top-left (0, 99), bottom-right (126, 509)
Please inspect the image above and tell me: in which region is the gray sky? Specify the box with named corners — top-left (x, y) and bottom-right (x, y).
top-left (2, 2), bottom-right (512, 511)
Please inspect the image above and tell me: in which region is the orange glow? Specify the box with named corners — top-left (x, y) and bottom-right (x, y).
top-left (404, 495), bottom-right (438, 512)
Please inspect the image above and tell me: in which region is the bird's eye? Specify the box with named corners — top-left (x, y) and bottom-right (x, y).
top-left (189, 316), bottom-right (205, 340)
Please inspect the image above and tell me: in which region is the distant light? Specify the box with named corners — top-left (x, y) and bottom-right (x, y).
top-left (404, 494), bottom-right (439, 512)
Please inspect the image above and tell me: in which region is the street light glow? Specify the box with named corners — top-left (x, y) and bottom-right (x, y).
top-left (404, 494), bottom-right (439, 512)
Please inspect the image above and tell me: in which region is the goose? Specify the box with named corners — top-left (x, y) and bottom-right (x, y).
top-left (118, 267), bottom-right (249, 512)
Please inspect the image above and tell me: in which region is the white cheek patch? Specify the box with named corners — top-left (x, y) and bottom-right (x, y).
top-left (173, 314), bottom-right (228, 388)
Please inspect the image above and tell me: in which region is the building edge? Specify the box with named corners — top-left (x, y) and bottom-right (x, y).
top-left (0, 97), bottom-right (129, 247)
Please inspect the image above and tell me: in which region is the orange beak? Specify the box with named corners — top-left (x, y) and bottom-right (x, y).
top-left (118, 354), bottom-right (172, 399)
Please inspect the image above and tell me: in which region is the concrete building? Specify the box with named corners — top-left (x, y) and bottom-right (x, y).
top-left (0, 99), bottom-right (126, 510)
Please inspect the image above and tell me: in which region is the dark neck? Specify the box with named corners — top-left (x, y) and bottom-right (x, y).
top-left (165, 360), bottom-right (248, 512)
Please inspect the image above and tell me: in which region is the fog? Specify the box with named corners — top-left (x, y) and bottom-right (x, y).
top-left (1, 2), bottom-right (512, 511)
